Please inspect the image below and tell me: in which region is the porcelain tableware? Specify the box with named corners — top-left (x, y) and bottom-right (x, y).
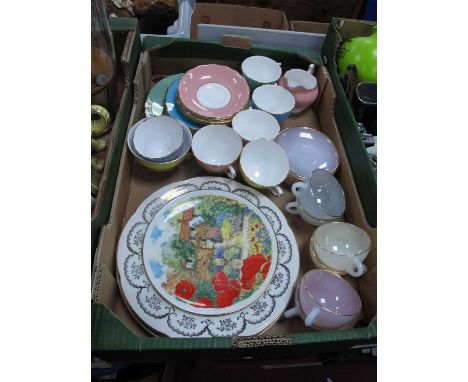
top-left (275, 127), bottom-right (340, 182)
top-left (284, 270), bottom-right (362, 330)
top-left (241, 55), bottom-right (282, 90)
top-left (252, 84), bottom-right (295, 122)
top-left (312, 222), bottom-right (371, 277)
top-left (127, 118), bottom-right (192, 172)
top-left (240, 139), bottom-right (289, 197)
top-left (132, 116), bottom-right (184, 161)
top-left (232, 109), bottom-right (280, 143)
top-left (309, 244), bottom-right (347, 276)
top-left (145, 73), bottom-right (184, 118)
top-left (285, 200), bottom-right (334, 226)
top-left (191, 125), bottom-right (243, 179)
top-left (116, 177), bottom-right (299, 337)
top-left (178, 64), bottom-right (250, 123)
top-left (278, 64), bottom-right (319, 113)
top-left (289, 169), bottom-right (345, 220)
top-left (165, 78), bottom-right (204, 131)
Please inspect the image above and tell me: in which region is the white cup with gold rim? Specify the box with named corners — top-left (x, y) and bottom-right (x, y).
top-left (312, 222), bottom-right (371, 277)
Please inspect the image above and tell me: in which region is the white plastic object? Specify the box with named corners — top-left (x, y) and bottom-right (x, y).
top-left (140, 0), bottom-right (195, 41)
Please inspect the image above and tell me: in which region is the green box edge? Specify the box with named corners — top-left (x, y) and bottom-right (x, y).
top-left (91, 18), bottom-right (142, 256)
top-left (321, 18), bottom-right (377, 227)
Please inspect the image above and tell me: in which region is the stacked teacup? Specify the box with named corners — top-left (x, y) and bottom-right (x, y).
top-left (285, 169), bottom-right (346, 226)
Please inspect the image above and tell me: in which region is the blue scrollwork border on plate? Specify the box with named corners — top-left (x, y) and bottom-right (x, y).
top-left (118, 177), bottom-right (298, 337)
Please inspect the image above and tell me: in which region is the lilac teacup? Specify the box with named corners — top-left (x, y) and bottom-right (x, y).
top-left (284, 270), bottom-right (362, 330)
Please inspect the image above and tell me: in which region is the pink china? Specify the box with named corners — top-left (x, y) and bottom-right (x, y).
top-left (178, 64), bottom-right (250, 120)
top-left (278, 64), bottom-right (319, 113)
top-left (284, 270), bottom-right (362, 330)
top-left (191, 125), bottom-right (243, 179)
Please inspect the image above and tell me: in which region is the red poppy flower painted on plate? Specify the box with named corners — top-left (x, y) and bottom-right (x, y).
top-left (211, 271), bottom-right (241, 307)
top-left (216, 288), bottom-right (240, 308)
top-left (212, 271), bottom-right (229, 292)
top-left (175, 280), bottom-right (196, 300)
top-left (240, 253), bottom-right (267, 290)
top-left (241, 253), bottom-right (266, 280)
top-left (241, 274), bottom-right (256, 290)
top-left (261, 256), bottom-right (271, 280)
top-left (192, 298), bottom-right (215, 308)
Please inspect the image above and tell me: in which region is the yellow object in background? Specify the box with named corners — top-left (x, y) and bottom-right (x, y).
top-left (91, 105), bottom-right (111, 137)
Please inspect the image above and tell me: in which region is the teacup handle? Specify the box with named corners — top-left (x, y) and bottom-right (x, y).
top-left (269, 185), bottom-right (283, 197)
top-left (291, 182), bottom-right (307, 197)
top-left (346, 258), bottom-right (367, 277)
top-left (225, 166), bottom-right (236, 180)
top-left (304, 307), bottom-right (321, 327)
top-left (284, 306), bottom-right (300, 318)
top-left (285, 202), bottom-right (300, 215)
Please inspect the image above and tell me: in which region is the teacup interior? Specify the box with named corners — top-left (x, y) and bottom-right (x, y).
top-left (242, 56), bottom-right (282, 83)
top-left (192, 125), bottom-right (242, 166)
top-left (309, 169), bottom-right (345, 217)
top-left (240, 138), bottom-right (289, 186)
top-left (314, 222), bottom-right (371, 257)
top-left (253, 85), bottom-right (295, 115)
top-left (302, 270), bottom-right (362, 316)
top-left (133, 116), bottom-right (183, 159)
top-left (284, 68), bottom-right (317, 90)
top-left (232, 109), bottom-right (280, 141)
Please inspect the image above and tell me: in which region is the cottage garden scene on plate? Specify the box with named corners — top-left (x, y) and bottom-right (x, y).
top-left (116, 55), bottom-right (373, 338)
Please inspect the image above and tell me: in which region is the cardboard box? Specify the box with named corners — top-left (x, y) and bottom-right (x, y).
top-left (290, 20), bottom-right (330, 35)
top-left (190, 3), bottom-right (288, 39)
top-left (321, 18), bottom-right (377, 227)
top-left (91, 37), bottom-right (376, 361)
top-left (91, 18), bottom-right (141, 255)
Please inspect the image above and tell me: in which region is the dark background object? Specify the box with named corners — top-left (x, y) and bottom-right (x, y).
top-left (136, 2), bottom-right (179, 34)
top-left (353, 82), bottom-right (377, 136)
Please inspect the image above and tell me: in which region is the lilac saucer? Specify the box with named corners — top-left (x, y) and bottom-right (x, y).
top-left (275, 127), bottom-right (339, 181)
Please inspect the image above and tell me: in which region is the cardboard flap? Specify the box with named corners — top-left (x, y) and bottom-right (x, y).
top-left (133, 51), bottom-right (151, 111)
top-left (121, 30), bottom-right (135, 84)
top-left (191, 4), bottom-right (288, 38)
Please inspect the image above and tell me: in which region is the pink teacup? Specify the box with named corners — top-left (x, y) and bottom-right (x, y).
top-left (278, 64), bottom-right (319, 113)
top-left (284, 270), bottom-right (362, 330)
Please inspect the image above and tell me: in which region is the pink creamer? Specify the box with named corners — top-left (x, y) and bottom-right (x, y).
top-left (278, 64), bottom-right (319, 113)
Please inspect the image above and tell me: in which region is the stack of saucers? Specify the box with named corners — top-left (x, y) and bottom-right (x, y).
top-left (127, 116), bottom-right (192, 172)
top-left (176, 64), bottom-right (250, 125)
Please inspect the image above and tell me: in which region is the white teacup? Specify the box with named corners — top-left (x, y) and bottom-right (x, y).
top-left (292, 169), bottom-right (346, 219)
top-left (232, 109), bottom-right (280, 143)
top-left (241, 55), bottom-right (282, 90)
top-left (252, 84), bottom-right (295, 122)
top-left (240, 138), bottom-right (289, 196)
top-left (312, 222), bottom-right (371, 277)
top-left (285, 200), bottom-right (342, 226)
top-left (191, 125), bottom-right (243, 179)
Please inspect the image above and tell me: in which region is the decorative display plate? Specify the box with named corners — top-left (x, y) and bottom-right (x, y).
top-left (178, 65), bottom-right (250, 120)
top-left (165, 79), bottom-right (203, 131)
top-left (117, 177), bottom-right (299, 338)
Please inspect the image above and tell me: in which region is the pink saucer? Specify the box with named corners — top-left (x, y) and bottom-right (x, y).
top-left (178, 64), bottom-right (250, 119)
